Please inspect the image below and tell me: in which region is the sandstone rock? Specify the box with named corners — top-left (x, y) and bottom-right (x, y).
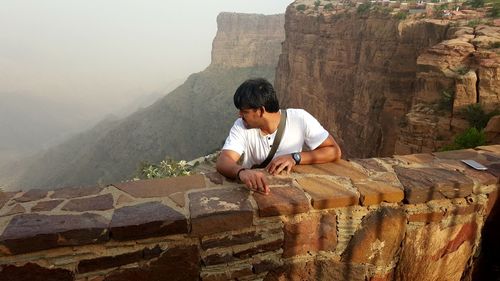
top-left (0, 191), bottom-right (18, 209)
top-left (110, 202), bottom-right (187, 240)
top-left (353, 181), bottom-right (404, 206)
top-left (61, 193), bottom-right (114, 212)
top-left (0, 263), bottom-right (74, 281)
top-left (395, 222), bottom-right (478, 281)
top-left (485, 115), bottom-right (500, 144)
top-left (0, 204), bottom-right (25, 217)
top-left (283, 211), bottom-right (337, 258)
top-left (51, 185), bottom-right (103, 199)
top-left (265, 258), bottom-right (369, 281)
top-left (0, 213), bottom-right (109, 254)
top-left (189, 187), bottom-right (253, 236)
top-left (14, 189), bottom-right (48, 203)
top-left (253, 185), bottom-right (310, 217)
top-left (31, 200), bottom-right (64, 212)
top-left (113, 175), bottom-right (206, 198)
top-left (341, 207), bottom-right (406, 266)
top-left (293, 159), bottom-right (368, 180)
top-left (103, 245), bottom-right (200, 281)
top-left (296, 177), bottom-right (359, 209)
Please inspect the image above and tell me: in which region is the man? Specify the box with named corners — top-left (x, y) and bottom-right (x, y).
top-left (216, 78), bottom-right (341, 195)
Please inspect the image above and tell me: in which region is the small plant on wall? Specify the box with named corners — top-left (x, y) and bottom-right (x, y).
top-left (296, 4), bottom-right (307, 12)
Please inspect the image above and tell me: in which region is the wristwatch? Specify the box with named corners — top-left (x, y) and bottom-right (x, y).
top-left (291, 152), bottom-right (301, 165)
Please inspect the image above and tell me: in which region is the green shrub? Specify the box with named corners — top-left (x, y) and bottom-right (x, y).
top-left (395, 11), bottom-right (409, 20)
top-left (438, 89), bottom-right (455, 111)
top-left (296, 4), bottom-right (307, 11)
top-left (357, 3), bottom-right (372, 14)
top-left (466, 0), bottom-right (485, 8)
top-left (324, 3), bottom-right (334, 11)
top-left (136, 158), bottom-right (194, 179)
top-left (467, 19), bottom-right (482, 27)
top-left (462, 103), bottom-right (500, 129)
top-left (315, 0), bottom-right (321, 9)
top-left (440, 127), bottom-right (486, 151)
top-left (490, 2), bottom-right (500, 18)
top-left (455, 66), bottom-right (470, 75)
top-left (489, 41), bottom-right (500, 48)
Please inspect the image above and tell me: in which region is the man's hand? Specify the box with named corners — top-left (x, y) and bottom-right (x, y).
top-left (266, 154), bottom-right (295, 176)
top-left (239, 169), bottom-right (269, 195)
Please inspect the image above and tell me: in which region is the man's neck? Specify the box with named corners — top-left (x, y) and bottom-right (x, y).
top-left (260, 110), bottom-right (281, 135)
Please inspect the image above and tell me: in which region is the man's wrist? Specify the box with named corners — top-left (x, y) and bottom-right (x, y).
top-left (291, 152), bottom-right (301, 165)
top-left (236, 168), bottom-right (247, 182)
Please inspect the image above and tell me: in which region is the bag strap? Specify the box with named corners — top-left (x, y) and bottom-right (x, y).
top-left (252, 109), bottom-right (287, 169)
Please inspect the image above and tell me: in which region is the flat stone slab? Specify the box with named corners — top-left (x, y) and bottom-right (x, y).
top-left (296, 177), bottom-right (359, 209)
top-left (0, 213), bottom-right (109, 254)
top-left (31, 200), bottom-right (64, 212)
top-left (432, 159), bottom-right (498, 185)
top-left (394, 153), bottom-right (436, 164)
top-left (394, 166), bottom-right (474, 204)
top-left (51, 186), bottom-right (103, 199)
top-left (189, 187), bottom-right (253, 236)
top-left (432, 149), bottom-right (500, 165)
top-left (477, 145), bottom-right (500, 154)
top-left (62, 194), bottom-right (114, 212)
top-left (253, 185), bottom-right (310, 217)
top-left (353, 181), bottom-right (404, 206)
top-left (14, 189), bottom-right (48, 203)
top-left (110, 201), bottom-right (188, 241)
top-left (0, 263), bottom-right (74, 281)
top-left (350, 158), bottom-right (388, 173)
top-left (293, 159), bottom-right (368, 181)
top-left (113, 175), bottom-right (206, 198)
top-left (0, 192), bottom-right (18, 209)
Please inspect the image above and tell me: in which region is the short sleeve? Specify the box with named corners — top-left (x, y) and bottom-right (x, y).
top-left (222, 119), bottom-right (246, 155)
top-left (302, 110), bottom-right (329, 150)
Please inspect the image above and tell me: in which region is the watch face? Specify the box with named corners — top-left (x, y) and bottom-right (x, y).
top-left (292, 153), bottom-right (301, 163)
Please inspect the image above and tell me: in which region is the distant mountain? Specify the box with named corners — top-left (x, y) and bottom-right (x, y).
top-left (7, 13), bottom-right (285, 189)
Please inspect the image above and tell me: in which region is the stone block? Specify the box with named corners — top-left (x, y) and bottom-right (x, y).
top-left (78, 250), bottom-right (143, 273)
top-left (0, 263), bottom-right (74, 281)
top-left (350, 158), bottom-right (388, 173)
top-left (14, 189), bottom-right (48, 203)
top-left (342, 208), bottom-right (407, 266)
top-left (394, 167), bottom-right (474, 204)
top-left (233, 239), bottom-right (283, 259)
top-left (51, 186), bottom-right (103, 199)
top-left (0, 204), bottom-right (25, 217)
top-left (433, 149), bottom-right (482, 162)
top-left (62, 194), bottom-right (114, 212)
top-left (354, 181), bottom-right (404, 206)
top-left (264, 258), bottom-right (369, 281)
top-left (201, 265), bottom-right (253, 281)
top-left (31, 200), bottom-right (64, 212)
top-left (485, 162), bottom-right (500, 179)
top-left (189, 187), bottom-right (253, 236)
top-left (293, 159), bottom-right (368, 180)
top-left (113, 174), bottom-right (206, 198)
top-left (394, 153), bottom-right (435, 164)
top-left (205, 172), bottom-right (224, 185)
top-left (110, 202), bottom-right (187, 240)
top-left (477, 145), bottom-right (500, 155)
top-left (0, 213), bottom-right (109, 254)
top-left (103, 245), bottom-right (200, 281)
top-left (296, 177), bottom-right (359, 209)
top-left (283, 211), bottom-right (337, 258)
top-left (253, 186), bottom-right (310, 217)
top-left (408, 211), bottom-right (445, 223)
top-left (201, 230), bottom-right (271, 250)
top-left (0, 191), bottom-right (18, 209)
top-left (395, 222), bottom-right (477, 281)
top-left (432, 159), bottom-right (498, 185)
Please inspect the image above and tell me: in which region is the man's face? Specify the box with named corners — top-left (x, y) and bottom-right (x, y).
top-left (239, 108), bottom-right (261, 129)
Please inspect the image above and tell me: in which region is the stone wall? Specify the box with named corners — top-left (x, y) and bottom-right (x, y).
top-left (0, 146), bottom-right (499, 281)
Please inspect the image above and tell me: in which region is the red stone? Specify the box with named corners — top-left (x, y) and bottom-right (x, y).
top-left (0, 191), bottom-right (18, 209)
top-left (296, 177), bottom-right (359, 209)
top-left (0, 213), bottom-right (109, 254)
top-left (283, 211), bottom-right (337, 258)
top-left (113, 175), bottom-right (206, 198)
top-left (293, 159), bottom-right (368, 180)
top-left (0, 263), bottom-right (74, 281)
top-left (62, 194), bottom-right (114, 212)
top-left (103, 245), bottom-right (200, 281)
top-left (394, 166), bottom-right (473, 204)
top-left (433, 222), bottom-right (477, 260)
top-left (31, 200), bottom-right (64, 212)
top-left (51, 186), bottom-right (103, 199)
top-left (205, 172), bottom-right (224, 185)
top-left (202, 230), bottom-right (266, 250)
top-left (14, 189), bottom-right (48, 203)
top-left (253, 186), bottom-right (310, 217)
top-left (354, 181), bottom-right (404, 206)
top-left (110, 202), bottom-right (187, 240)
top-left (341, 208), bottom-right (406, 266)
top-left (408, 211), bottom-right (445, 223)
top-left (351, 158), bottom-right (388, 173)
top-left (189, 187), bottom-right (253, 236)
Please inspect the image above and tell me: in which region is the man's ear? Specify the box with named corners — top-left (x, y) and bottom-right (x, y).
top-left (259, 106), bottom-right (265, 117)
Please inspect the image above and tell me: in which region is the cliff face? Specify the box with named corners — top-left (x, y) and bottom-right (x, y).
top-left (8, 13), bottom-right (285, 189)
top-left (396, 24), bottom-right (500, 154)
top-left (211, 12), bottom-right (285, 68)
top-left (275, 3), bottom-right (499, 158)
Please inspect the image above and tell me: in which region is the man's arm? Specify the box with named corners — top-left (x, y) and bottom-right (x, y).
top-left (267, 134), bottom-right (341, 175)
top-left (216, 150), bottom-right (270, 194)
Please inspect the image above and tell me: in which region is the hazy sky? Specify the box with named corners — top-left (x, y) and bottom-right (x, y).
top-left (0, 0), bottom-right (293, 111)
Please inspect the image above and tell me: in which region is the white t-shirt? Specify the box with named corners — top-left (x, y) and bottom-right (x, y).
top-left (222, 108), bottom-right (330, 168)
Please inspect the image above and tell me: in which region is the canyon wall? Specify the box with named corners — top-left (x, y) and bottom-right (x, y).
top-left (0, 146), bottom-right (498, 280)
top-left (211, 12), bottom-right (285, 68)
top-left (275, 2), bottom-right (499, 158)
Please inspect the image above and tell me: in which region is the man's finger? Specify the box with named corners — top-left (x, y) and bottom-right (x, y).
top-left (260, 177), bottom-right (270, 194)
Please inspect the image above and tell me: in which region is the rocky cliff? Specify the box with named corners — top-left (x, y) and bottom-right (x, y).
top-left (7, 13), bottom-right (285, 189)
top-left (275, 1), bottom-right (499, 158)
top-left (211, 12), bottom-right (285, 68)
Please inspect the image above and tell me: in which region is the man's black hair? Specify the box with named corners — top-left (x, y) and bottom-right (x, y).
top-left (233, 78), bottom-right (280, 113)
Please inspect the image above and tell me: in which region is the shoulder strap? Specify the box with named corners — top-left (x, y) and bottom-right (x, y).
top-left (252, 109), bottom-right (287, 169)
